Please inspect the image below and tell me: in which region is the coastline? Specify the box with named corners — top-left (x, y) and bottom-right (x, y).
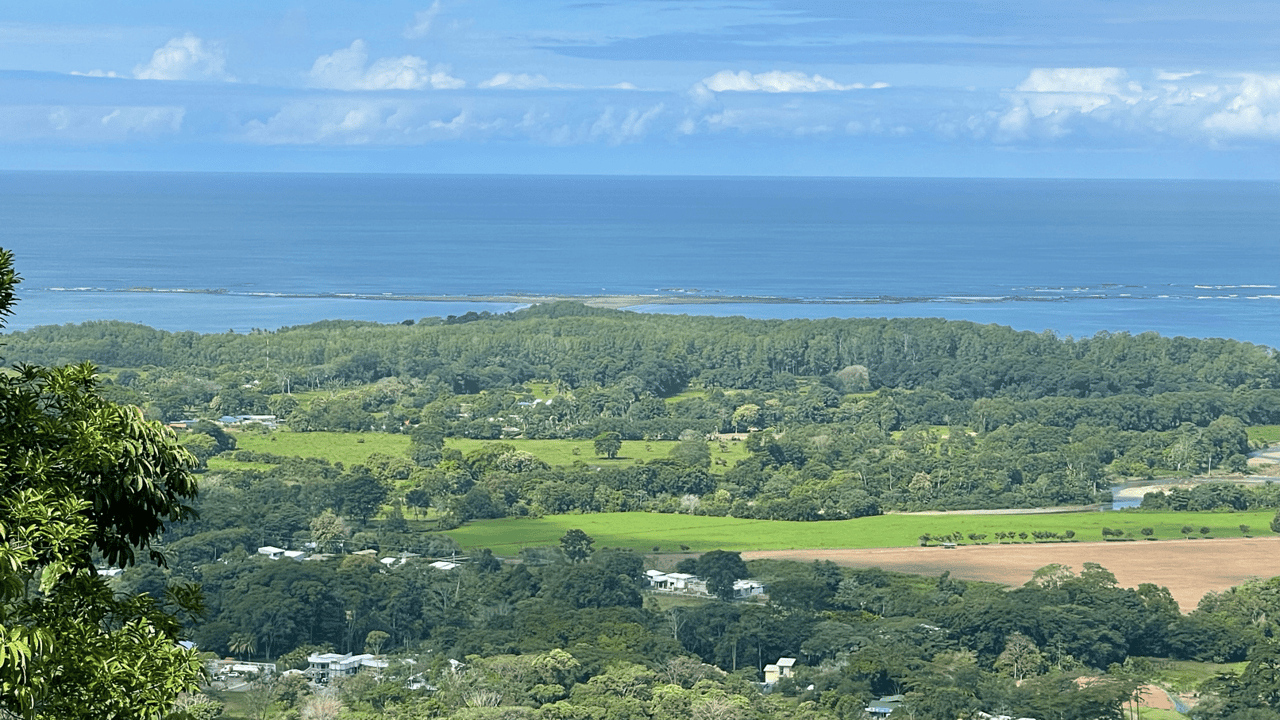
top-left (11, 287), bottom-right (1280, 350)
top-left (47, 286), bottom-right (1074, 309)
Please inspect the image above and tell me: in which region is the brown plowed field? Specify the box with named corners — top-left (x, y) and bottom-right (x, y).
top-left (743, 536), bottom-right (1280, 612)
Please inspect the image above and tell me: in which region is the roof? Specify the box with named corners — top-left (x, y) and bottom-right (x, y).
top-left (776, 657), bottom-right (797, 667)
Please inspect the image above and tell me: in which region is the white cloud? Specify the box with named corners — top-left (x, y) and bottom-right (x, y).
top-left (404, 2), bottom-right (442, 39)
top-left (589, 103), bottom-right (664, 144)
top-left (1015, 67), bottom-right (1129, 95)
top-left (0, 105), bottom-right (184, 141)
top-left (696, 70), bottom-right (883, 94)
top-left (986, 68), bottom-right (1280, 144)
top-left (479, 73), bottom-right (566, 90)
top-left (70, 69), bottom-right (120, 78)
top-left (307, 40), bottom-right (463, 91)
top-left (477, 73), bottom-right (640, 91)
top-left (994, 68), bottom-right (1141, 140)
top-left (1202, 74), bottom-right (1280, 138)
top-left (133, 34), bottom-right (233, 82)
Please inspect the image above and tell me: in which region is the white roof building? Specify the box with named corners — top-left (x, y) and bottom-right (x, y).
top-left (308, 652), bottom-right (381, 683)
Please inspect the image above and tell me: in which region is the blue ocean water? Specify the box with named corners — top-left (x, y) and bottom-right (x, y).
top-left (1, 172), bottom-right (1276, 347)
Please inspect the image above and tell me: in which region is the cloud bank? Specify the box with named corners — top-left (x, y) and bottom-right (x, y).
top-left (696, 70), bottom-right (887, 94)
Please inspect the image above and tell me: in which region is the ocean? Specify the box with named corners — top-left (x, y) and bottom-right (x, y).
top-left (1, 172), bottom-right (1276, 347)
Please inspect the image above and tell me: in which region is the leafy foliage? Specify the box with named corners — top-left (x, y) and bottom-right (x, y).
top-left (0, 250), bottom-right (203, 719)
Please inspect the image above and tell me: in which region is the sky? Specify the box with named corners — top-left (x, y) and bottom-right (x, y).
top-left (2, 1), bottom-right (1278, 178)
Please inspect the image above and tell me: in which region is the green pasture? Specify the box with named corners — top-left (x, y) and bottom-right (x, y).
top-left (1140, 658), bottom-right (1246, 692)
top-left (215, 430), bottom-right (747, 472)
top-left (1135, 709), bottom-right (1186, 720)
top-left (227, 430), bottom-right (411, 466)
top-left (1248, 425), bottom-right (1280, 445)
top-left (446, 437), bottom-right (747, 469)
top-left (443, 510), bottom-right (1278, 554)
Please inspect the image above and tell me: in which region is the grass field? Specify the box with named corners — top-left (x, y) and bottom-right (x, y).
top-left (209, 430), bottom-right (747, 473)
top-left (442, 510), bottom-right (1279, 554)
top-left (1248, 425), bottom-right (1280, 445)
top-left (1144, 658), bottom-right (1247, 692)
top-left (224, 431), bottom-right (411, 466)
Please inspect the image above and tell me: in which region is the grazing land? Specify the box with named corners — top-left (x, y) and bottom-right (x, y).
top-left (209, 430), bottom-right (410, 468)
top-left (208, 430), bottom-right (746, 472)
top-left (1246, 424), bottom-right (1280, 445)
top-left (443, 509), bottom-right (1277, 554)
top-left (744, 536), bottom-right (1280, 611)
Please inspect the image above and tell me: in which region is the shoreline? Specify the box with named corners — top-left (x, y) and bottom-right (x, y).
top-left (39, 286), bottom-right (1077, 309)
top-left (14, 288), bottom-right (1280, 350)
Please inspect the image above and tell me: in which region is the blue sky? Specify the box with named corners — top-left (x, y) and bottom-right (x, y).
top-left (2, 1), bottom-right (1278, 177)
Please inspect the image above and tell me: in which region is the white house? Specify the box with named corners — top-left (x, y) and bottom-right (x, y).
top-left (257, 546), bottom-right (286, 560)
top-left (257, 546), bottom-right (305, 561)
top-left (307, 652), bottom-right (382, 683)
top-left (732, 579), bottom-right (766, 598)
top-left (764, 657), bottom-right (797, 684)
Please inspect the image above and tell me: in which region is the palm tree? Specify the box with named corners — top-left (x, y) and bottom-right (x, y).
top-left (229, 632), bottom-right (257, 661)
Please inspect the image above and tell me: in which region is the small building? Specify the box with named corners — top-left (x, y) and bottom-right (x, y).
top-left (865, 695), bottom-right (904, 719)
top-left (307, 652), bottom-right (378, 683)
top-left (733, 579), bottom-right (766, 599)
top-left (764, 657), bottom-right (797, 684)
top-left (429, 560), bottom-right (460, 571)
top-left (257, 546), bottom-right (287, 560)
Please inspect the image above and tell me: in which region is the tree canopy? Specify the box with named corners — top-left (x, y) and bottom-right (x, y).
top-left (0, 250), bottom-right (204, 718)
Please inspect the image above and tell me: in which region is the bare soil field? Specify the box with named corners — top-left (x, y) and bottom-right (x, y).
top-left (744, 536), bottom-right (1280, 611)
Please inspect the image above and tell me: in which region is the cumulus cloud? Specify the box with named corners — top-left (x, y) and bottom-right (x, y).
top-left (1202, 74), bottom-right (1280, 138)
top-left (133, 34), bottom-right (233, 81)
top-left (1015, 67), bottom-right (1131, 95)
top-left (245, 101), bottom-right (424, 144)
top-left (307, 40), bottom-right (463, 91)
top-left (994, 67), bottom-right (1144, 139)
top-left (695, 70), bottom-right (885, 94)
top-left (0, 104), bottom-right (184, 140)
top-left (986, 67), bottom-right (1280, 144)
top-left (404, 1), bottom-right (442, 39)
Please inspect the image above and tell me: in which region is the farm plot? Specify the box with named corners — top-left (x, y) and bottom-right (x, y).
top-left (744, 536), bottom-right (1280, 611)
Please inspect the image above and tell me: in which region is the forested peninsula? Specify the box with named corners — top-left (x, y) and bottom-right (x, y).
top-left (8, 304), bottom-right (1280, 720)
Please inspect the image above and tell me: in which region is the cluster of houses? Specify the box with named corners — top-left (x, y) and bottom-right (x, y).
top-left (256, 546), bottom-right (465, 571)
top-left (643, 570), bottom-right (766, 600)
top-left (166, 414), bottom-right (280, 431)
